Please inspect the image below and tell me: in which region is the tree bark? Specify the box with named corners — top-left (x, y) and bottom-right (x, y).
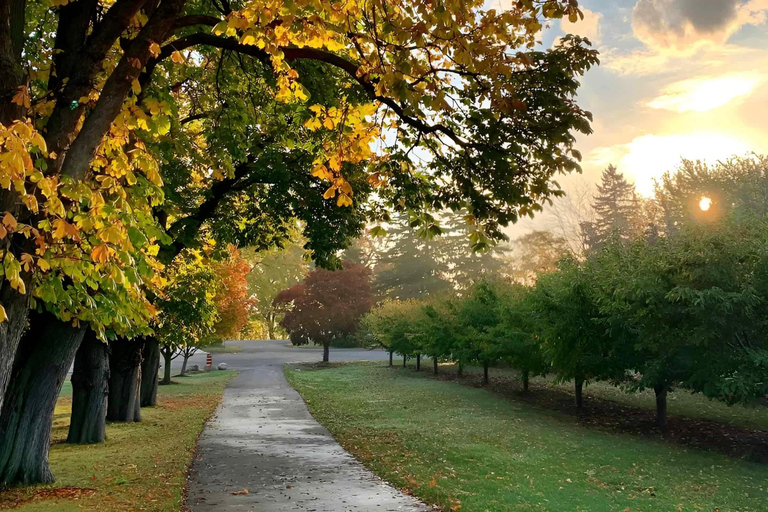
top-left (457, 362), bottom-right (463, 378)
top-left (0, 314), bottom-right (86, 485)
top-left (416, 354), bottom-right (421, 371)
top-left (575, 378), bottom-right (584, 409)
top-left (140, 337), bottom-right (159, 407)
top-left (655, 384), bottom-right (668, 430)
top-left (0, 284), bottom-right (31, 417)
top-left (160, 346), bottom-right (173, 385)
top-left (483, 361), bottom-right (489, 385)
top-left (0, 0), bottom-right (26, 125)
top-left (60, 0), bottom-right (186, 181)
top-left (67, 330), bottom-right (109, 444)
top-left (107, 338), bottom-right (143, 423)
top-left (180, 353), bottom-right (189, 376)
top-left (389, 350), bottom-right (393, 367)
top-left (522, 370), bottom-right (530, 393)
top-left (403, 354), bottom-right (407, 367)
top-left (322, 343), bottom-right (329, 363)
top-left (433, 356), bottom-right (438, 374)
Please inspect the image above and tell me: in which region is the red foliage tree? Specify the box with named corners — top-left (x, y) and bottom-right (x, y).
top-left (275, 261), bottom-right (372, 361)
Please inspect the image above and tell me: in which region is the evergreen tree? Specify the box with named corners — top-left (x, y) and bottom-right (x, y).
top-left (350, 212), bottom-right (510, 300)
top-left (591, 165), bottom-right (639, 245)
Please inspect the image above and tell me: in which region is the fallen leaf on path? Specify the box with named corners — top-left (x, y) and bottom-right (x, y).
top-left (231, 489), bottom-right (249, 495)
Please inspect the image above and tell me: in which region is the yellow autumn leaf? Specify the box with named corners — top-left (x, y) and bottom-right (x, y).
top-left (91, 244), bottom-right (110, 264)
top-left (171, 51), bottom-right (184, 64)
top-left (149, 42), bottom-right (161, 57)
top-left (3, 212), bottom-right (17, 231)
top-left (11, 86), bottom-right (30, 109)
top-left (0, 304), bottom-right (6, 322)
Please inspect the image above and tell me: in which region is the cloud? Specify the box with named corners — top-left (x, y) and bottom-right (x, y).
top-left (647, 72), bottom-right (765, 112)
top-left (589, 132), bottom-right (752, 195)
top-left (632, 0), bottom-right (768, 53)
top-left (560, 7), bottom-right (604, 44)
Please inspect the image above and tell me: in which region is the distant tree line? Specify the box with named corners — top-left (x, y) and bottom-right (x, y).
top-left (362, 157), bottom-right (768, 429)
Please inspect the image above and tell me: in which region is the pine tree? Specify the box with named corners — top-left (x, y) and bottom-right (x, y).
top-left (591, 165), bottom-right (639, 245)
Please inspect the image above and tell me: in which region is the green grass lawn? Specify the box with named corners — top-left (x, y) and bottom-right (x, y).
top-left (454, 363), bottom-right (768, 432)
top-left (0, 370), bottom-right (236, 511)
top-left (286, 362), bottom-right (768, 512)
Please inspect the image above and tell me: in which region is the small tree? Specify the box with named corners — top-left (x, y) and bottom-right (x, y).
top-left (453, 281), bottom-right (507, 384)
top-left (276, 261), bottom-right (373, 362)
top-left (156, 253), bottom-right (220, 384)
top-left (495, 283), bottom-right (548, 392)
top-left (527, 260), bottom-right (620, 408)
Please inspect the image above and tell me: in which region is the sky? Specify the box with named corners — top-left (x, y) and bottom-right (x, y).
top-left (503, 0), bottom-right (768, 237)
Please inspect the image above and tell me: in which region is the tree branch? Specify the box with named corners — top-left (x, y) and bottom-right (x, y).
top-left (147, 32), bottom-right (468, 148)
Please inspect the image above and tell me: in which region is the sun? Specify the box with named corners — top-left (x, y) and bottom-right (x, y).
top-left (699, 197), bottom-right (712, 211)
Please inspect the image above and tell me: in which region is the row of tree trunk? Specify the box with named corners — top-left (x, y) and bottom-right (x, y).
top-left (0, 313), bottom-right (161, 486)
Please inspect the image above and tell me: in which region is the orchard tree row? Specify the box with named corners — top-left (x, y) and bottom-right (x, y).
top-left (363, 157), bottom-right (768, 430)
top-left (0, 0), bottom-right (598, 487)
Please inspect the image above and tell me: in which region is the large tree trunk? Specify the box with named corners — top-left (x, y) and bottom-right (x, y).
top-left (107, 338), bottom-right (143, 423)
top-left (433, 356), bottom-right (438, 374)
top-left (67, 330), bottom-right (109, 444)
top-left (0, 0), bottom-right (36, 412)
top-left (0, 314), bottom-right (86, 486)
top-left (180, 353), bottom-right (189, 376)
top-left (575, 378), bottom-right (584, 409)
top-left (0, 0), bottom-right (26, 125)
top-left (389, 350), bottom-right (393, 367)
top-left (482, 361), bottom-right (489, 385)
top-left (0, 285), bottom-right (31, 417)
top-left (522, 370), bottom-right (530, 393)
top-left (140, 337), bottom-right (159, 407)
top-left (457, 362), bottom-right (463, 378)
top-left (416, 354), bottom-right (421, 371)
top-left (160, 346), bottom-right (173, 385)
top-left (403, 354), bottom-right (407, 367)
top-left (322, 343), bottom-right (330, 363)
top-left (655, 384), bottom-right (668, 430)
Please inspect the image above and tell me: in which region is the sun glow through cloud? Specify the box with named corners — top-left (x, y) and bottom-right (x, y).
top-left (647, 74), bottom-right (764, 113)
top-left (590, 133), bottom-right (752, 196)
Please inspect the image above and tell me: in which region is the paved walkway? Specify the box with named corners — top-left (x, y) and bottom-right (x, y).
top-left (186, 340), bottom-right (431, 511)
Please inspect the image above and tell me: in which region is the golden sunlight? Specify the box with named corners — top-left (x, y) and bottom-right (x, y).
top-left (590, 132), bottom-right (751, 197)
top-left (647, 73), bottom-right (763, 113)
top-left (699, 197), bottom-right (712, 211)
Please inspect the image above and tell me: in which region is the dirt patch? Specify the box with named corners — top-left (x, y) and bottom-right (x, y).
top-left (420, 366), bottom-right (768, 463)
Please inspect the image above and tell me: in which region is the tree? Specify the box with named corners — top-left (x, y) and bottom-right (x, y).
top-left (244, 242), bottom-right (308, 339)
top-left (0, 0), bottom-right (597, 486)
top-left (526, 260), bottom-right (619, 408)
top-left (276, 261), bottom-right (373, 362)
top-left (156, 252), bottom-right (220, 383)
top-left (210, 246), bottom-right (255, 341)
top-left (494, 283), bottom-right (548, 392)
top-left (509, 230), bottom-right (570, 283)
top-left (590, 165), bottom-right (639, 246)
top-left (362, 212), bottom-right (512, 300)
top-left (453, 281), bottom-right (507, 384)
top-left (591, 218), bottom-right (768, 429)
top-left (361, 298), bottom-right (426, 367)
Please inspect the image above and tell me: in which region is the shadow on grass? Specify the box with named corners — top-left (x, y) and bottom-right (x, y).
top-left (381, 362), bottom-right (768, 464)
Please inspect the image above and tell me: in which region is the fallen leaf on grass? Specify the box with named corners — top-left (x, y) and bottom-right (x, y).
top-left (231, 489), bottom-right (249, 495)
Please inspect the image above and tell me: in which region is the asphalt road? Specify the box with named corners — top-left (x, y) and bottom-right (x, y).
top-left (185, 339), bottom-right (431, 511)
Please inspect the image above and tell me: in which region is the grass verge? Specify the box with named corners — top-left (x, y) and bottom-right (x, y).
top-left (203, 343), bottom-right (241, 354)
top-left (0, 370), bottom-right (236, 511)
top-left (286, 362), bottom-right (768, 512)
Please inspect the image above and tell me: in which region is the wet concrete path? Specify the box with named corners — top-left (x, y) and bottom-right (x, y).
top-left (186, 340), bottom-right (431, 511)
